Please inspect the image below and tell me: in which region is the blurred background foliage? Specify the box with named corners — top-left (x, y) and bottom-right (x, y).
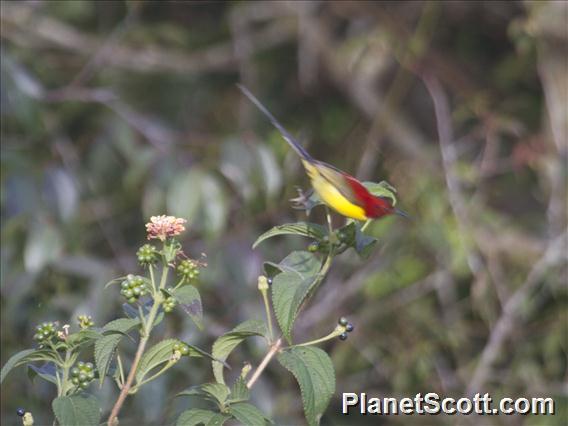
top-left (1, 1), bottom-right (567, 425)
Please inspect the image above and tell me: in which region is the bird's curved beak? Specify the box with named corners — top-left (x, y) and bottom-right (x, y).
top-left (394, 208), bottom-right (410, 219)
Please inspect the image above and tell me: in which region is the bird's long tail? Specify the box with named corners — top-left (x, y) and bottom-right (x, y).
top-left (237, 84), bottom-right (313, 162)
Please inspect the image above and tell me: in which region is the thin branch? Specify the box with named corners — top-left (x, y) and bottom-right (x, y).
top-left (466, 231), bottom-right (568, 396)
top-left (246, 338), bottom-right (282, 389)
top-left (1, 2), bottom-right (295, 75)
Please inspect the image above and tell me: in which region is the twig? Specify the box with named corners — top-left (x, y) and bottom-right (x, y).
top-left (246, 338), bottom-right (282, 389)
top-left (1, 2), bottom-right (295, 75)
top-left (466, 231), bottom-right (568, 396)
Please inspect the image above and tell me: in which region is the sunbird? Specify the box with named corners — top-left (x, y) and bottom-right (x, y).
top-left (238, 84), bottom-right (408, 221)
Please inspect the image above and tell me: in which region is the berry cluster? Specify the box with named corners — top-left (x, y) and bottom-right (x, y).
top-left (120, 275), bottom-right (149, 303)
top-left (172, 342), bottom-right (193, 357)
top-left (71, 361), bottom-right (95, 390)
top-left (137, 244), bottom-right (158, 267)
top-left (163, 296), bottom-right (177, 313)
top-left (33, 322), bottom-right (59, 344)
top-left (77, 315), bottom-right (94, 329)
top-left (338, 317), bottom-right (355, 341)
top-left (177, 259), bottom-right (200, 280)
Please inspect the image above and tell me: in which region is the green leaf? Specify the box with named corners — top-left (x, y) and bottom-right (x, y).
top-left (178, 383), bottom-right (231, 408)
top-left (177, 409), bottom-right (229, 426)
top-left (102, 317), bottom-right (140, 334)
top-left (94, 334), bottom-right (122, 385)
top-left (230, 402), bottom-right (271, 426)
top-left (272, 273), bottom-right (312, 344)
top-left (201, 383), bottom-right (230, 406)
top-left (171, 285), bottom-right (203, 330)
top-left (277, 347), bottom-right (335, 426)
top-left (135, 338), bottom-right (179, 384)
top-left (1, 349), bottom-right (38, 384)
top-left (28, 363), bottom-right (58, 385)
top-left (253, 223), bottom-right (327, 249)
top-left (66, 329), bottom-right (102, 349)
top-left (52, 394), bottom-right (101, 426)
top-left (337, 222), bottom-right (378, 259)
top-left (277, 251), bottom-right (322, 278)
top-left (363, 180), bottom-right (398, 205)
top-left (212, 320), bottom-right (267, 385)
top-left (228, 377), bottom-right (250, 403)
top-left (271, 252), bottom-right (321, 343)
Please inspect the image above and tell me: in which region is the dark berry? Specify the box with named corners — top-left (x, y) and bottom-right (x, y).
top-left (339, 332), bottom-right (348, 341)
top-left (338, 317), bottom-right (348, 326)
top-left (16, 408), bottom-right (25, 417)
top-left (346, 323), bottom-right (354, 333)
top-left (267, 278), bottom-right (273, 286)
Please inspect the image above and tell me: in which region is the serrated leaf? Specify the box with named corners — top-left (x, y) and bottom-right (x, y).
top-left (103, 317), bottom-right (141, 334)
top-left (264, 250), bottom-right (321, 280)
top-left (279, 251), bottom-right (322, 278)
top-left (230, 402), bottom-right (271, 426)
top-left (171, 285), bottom-right (203, 330)
top-left (1, 349), bottom-right (37, 384)
top-left (135, 339), bottom-right (179, 384)
top-left (272, 256), bottom-right (322, 343)
top-left (94, 334), bottom-right (122, 385)
top-left (66, 329), bottom-right (102, 349)
top-left (212, 320), bottom-right (267, 384)
top-left (178, 383), bottom-right (232, 409)
top-left (52, 394), bottom-right (100, 426)
top-left (201, 383), bottom-right (231, 406)
top-left (228, 377), bottom-right (250, 403)
top-left (277, 347), bottom-right (335, 426)
top-left (253, 223), bottom-right (327, 249)
top-left (177, 409), bottom-right (229, 426)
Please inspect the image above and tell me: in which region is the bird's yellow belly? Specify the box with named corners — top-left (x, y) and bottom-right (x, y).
top-left (310, 175), bottom-right (367, 221)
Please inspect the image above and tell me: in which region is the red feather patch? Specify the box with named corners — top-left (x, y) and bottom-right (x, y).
top-left (343, 174), bottom-right (393, 219)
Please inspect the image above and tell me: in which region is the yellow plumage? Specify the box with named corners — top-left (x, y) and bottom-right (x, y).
top-left (302, 160), bottom-right (367, 221)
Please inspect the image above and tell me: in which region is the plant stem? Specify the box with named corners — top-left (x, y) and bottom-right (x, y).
top-left (246, 338), bottom-right (282, 389)
top-left (289, 326), bottom-right (344, 348)
top-left (262, 290), bottom-right (274, 341)
top-left (107, 265), bottom-right (169, 426)
top-left (148, 264), bottom-right (156, 293)
top-left (360, 219), bottom-right (372, 233)
top-left (60, 350), bottom-right (71, 396)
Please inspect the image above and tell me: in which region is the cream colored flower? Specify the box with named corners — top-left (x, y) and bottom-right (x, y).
top-left (146, 215), bottom-right (187, 241)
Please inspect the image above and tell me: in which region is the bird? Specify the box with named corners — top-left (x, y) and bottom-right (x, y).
top-left (238, 84), bottom-right (408, 221)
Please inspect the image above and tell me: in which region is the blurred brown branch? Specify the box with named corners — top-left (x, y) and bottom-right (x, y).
top-left (0, 2), bottom-right (296, 75)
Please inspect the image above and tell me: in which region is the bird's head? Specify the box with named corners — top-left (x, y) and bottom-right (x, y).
top-left (367, 196), bottom-right (409, 219)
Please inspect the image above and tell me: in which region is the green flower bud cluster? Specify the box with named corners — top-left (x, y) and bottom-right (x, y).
top-left (177, 259), bottom-right (200, 281)
top-left (163, 296), bottom-right (177, 313)
top-left (71, 361), bottom-right (95, 390)
top-left (137, 244), bottom-right (158, 267)
top-left (338, 317), bottom-right (355, 341)
top-left (77, 315), bottom-right (94, 329)
top-left (120, 275), bottom-right (148, 303)
top-left (33, 322), bottom-right (59, 343)
top-left (172, 342), bottom-right (192, 357)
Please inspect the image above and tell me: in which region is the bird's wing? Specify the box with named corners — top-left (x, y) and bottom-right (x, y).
top-left (312, 161), bottom-right (367, 208)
